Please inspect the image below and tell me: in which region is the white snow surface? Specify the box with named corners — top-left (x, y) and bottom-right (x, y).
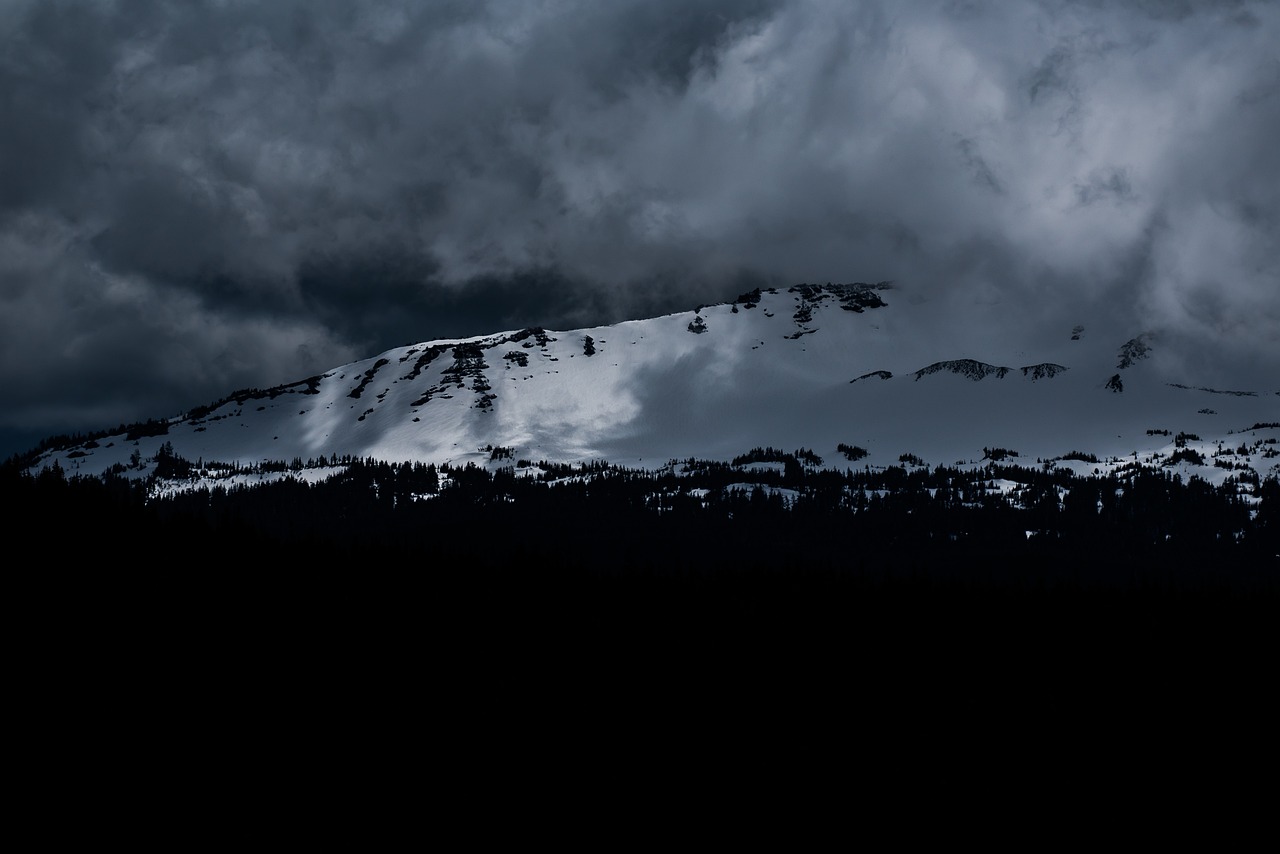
top-left (32, 283), bottom-right (1279, 487)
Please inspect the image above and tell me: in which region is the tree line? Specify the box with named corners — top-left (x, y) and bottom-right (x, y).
top-left (5, 450), bottom-right (1276, 592)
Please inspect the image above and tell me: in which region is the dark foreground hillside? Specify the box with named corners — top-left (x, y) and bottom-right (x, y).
top-left (8, 453), bottom-right (1276, 636)
top-left (8, 453), bottom-right (1278, 791)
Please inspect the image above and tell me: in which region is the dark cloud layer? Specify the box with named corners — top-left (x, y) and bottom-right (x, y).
top-left (1, 0), bottom-right (1278, 454)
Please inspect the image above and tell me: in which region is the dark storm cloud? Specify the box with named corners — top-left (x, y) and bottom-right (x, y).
top-left (1, 0), bottom-right (1278, 451)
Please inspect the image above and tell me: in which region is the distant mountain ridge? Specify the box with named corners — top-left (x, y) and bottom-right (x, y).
top-left (17, 282), bottom-right (1280, 495)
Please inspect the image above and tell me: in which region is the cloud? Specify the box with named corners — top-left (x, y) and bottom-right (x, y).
top-left (1, 0), bottom-right (1278, 446)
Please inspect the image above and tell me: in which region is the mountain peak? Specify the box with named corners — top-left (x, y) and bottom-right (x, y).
top-left (21, 282), bottom-right (1280, 491)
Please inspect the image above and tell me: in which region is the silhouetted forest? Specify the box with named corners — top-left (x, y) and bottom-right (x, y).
top-left (7, 450), bottom-right (1277, 726)
top-left (7, 449), bottom-right (1276, 584)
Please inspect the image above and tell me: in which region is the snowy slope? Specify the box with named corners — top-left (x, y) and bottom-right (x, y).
top-left (30, 283), bottom-right (1279, 485)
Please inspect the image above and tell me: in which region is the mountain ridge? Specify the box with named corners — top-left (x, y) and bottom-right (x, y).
top-left (16, 282), bottom-right (1279, 494)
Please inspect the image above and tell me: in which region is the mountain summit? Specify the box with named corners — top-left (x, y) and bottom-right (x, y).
top-left (24, 282), bottom-right (1280, 488)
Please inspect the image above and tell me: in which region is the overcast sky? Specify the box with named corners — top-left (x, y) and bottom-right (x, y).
top-left (2, 0), bottom-right (1278, 458)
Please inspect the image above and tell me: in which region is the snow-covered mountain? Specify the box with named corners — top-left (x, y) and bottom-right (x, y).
top-left (26, 282), bottom-right (1279, 488)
